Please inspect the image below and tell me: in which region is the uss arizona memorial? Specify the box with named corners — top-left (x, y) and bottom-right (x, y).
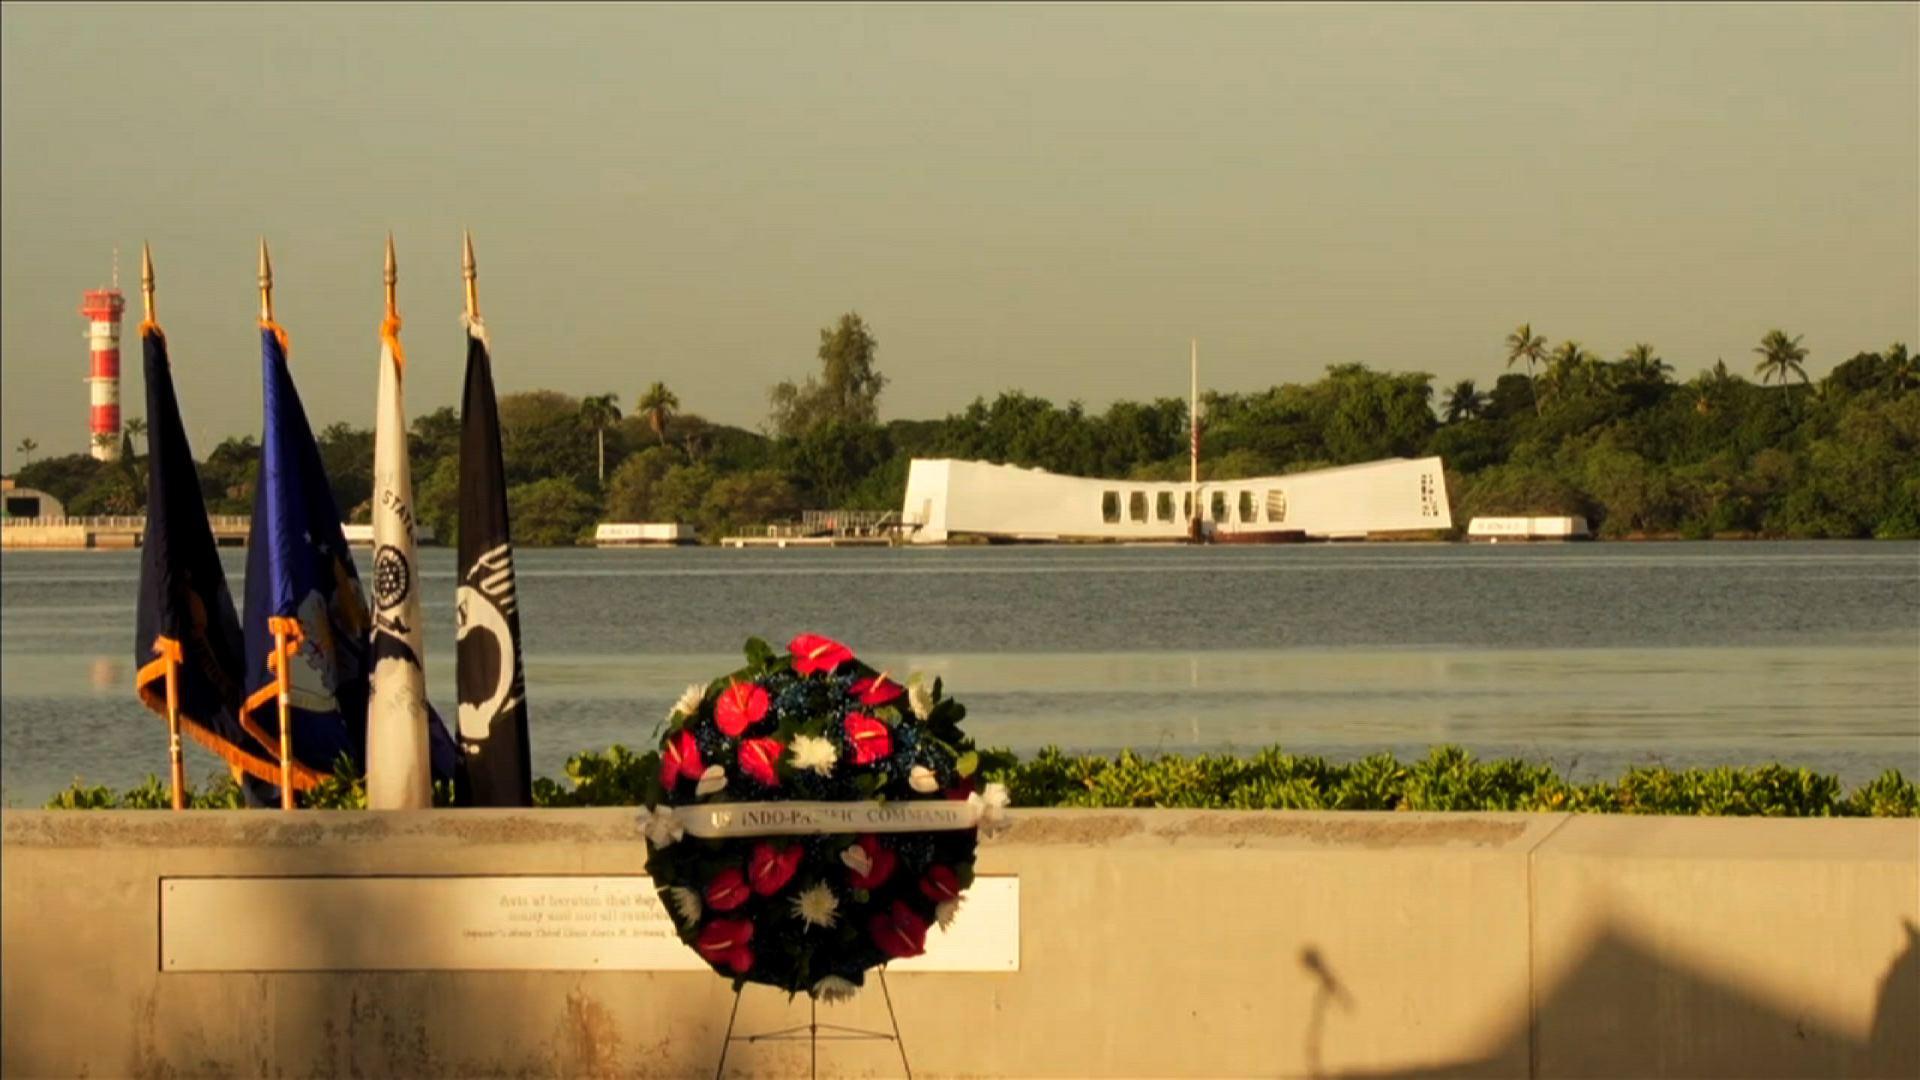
top-left (900, 456), bottom-right (1452, 543)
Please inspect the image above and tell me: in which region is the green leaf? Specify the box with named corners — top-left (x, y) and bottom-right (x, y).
top-left (744, 636), bottom-right (774, 670)
top-left (956, 751), bottom-right (979, 778)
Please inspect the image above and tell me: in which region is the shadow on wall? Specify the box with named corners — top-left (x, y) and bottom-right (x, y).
top-left (1323, 918), bottom-right (1919, 1080)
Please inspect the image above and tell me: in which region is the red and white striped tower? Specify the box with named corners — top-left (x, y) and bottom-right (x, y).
top-left (80, 260), bottom-right (126, 462)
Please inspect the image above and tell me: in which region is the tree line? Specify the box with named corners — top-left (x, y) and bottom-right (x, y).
top-left (12, 316), bottom-right (1918, 541)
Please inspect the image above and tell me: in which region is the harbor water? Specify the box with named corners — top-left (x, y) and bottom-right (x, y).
top-left (2, 542), bottom-right (1916, 806)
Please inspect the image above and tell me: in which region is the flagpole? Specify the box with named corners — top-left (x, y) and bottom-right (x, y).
top-left (1189, 338), bottom-right (1202, 543)
top-left (143, 242), bottom-right (187, 812)
top-left (259, 238), bottom-right (297, 812)
top-left (165, 648), bottom-right (186, 810)
top-left (273, 622), bottom-right (295, 810)
top-left (463, 230), bottom-right (479, 321)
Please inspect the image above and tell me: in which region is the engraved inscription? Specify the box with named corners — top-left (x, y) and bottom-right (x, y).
top-left (459, 882), bottom-right (680, 945)
top-left (160, 875), bottom-right (1019, 973)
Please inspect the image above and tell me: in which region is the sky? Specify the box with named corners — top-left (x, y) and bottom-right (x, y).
top-left (2, 3), bottom-right (1915, 469)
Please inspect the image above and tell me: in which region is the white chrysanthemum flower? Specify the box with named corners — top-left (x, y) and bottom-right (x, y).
top-left (640, 805), bottom-right (684, 848)
top-left (666, 886), bottom-right (702, 926)
top-left (908, 765), bottom-right (939, 794)
top-left (791, 881), bottom-right (840, 929)
top-left (668, 682), bottom-right (706, 723)
top-left (812, 975), bottom-right (858, 1003)
top-left (695, 764), bottom-right (727, 797)
top-left (908, 679), bottom-right (935, 721)
top-left (935, 898), bottom-right (960, 930)
top-left (788, 734), bottom-right (839, 777)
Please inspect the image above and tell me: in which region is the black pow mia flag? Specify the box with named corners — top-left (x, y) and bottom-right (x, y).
top-left (455, 317), bottom-right (532, 806)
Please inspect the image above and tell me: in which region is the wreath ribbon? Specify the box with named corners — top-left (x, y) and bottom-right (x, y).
top-left (644, 785), bottom-right (1010, 846)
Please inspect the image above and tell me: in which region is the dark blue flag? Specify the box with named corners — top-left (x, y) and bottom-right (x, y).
top-left (238, 323), bottom-right (460, 803)
top-left (133, 320), bottom-right (283, 786)
top-left (239, 323), bottom-right (371, 794)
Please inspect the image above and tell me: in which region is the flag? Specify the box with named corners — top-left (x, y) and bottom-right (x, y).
top-left (133, 320), bottom-right (283, 786)
top-left (455, 315), bottom-right (532, 805)
top-left (239, 322), bottom-right (373, 795)
top-left (364, 311), bottom-right (432, 808)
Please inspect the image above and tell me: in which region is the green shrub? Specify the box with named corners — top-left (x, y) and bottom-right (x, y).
top-left (41, 745), bottom-right (1920, 818)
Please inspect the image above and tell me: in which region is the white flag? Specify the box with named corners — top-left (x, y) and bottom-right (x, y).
top-left (365, 314), bottom-right (431, 808)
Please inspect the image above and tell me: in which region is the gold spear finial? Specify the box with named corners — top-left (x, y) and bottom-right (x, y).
top-left (258, 237), bottom-right (274, 323)
top-left (141, 242), bottom-right (156, 325)
top-left (462, 229), bottom-right (479, 321)
top-left (384, 232), bottom-right (398, 319)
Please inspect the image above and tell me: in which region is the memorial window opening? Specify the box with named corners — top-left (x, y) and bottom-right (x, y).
top-left (1129, 491), bottom-right (1148, 523)
top-left (1102, 491), bottom-right (1120, 523)
top-left (1155, 492), bottom-right (1175, 522)
top-left (1267, 490), bottom-right (1287, 523)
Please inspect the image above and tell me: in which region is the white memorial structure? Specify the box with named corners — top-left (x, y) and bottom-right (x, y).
top-left (900, 456), bottom-right (1452, 543)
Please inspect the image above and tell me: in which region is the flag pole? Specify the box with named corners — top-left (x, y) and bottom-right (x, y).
top-left (144, 243), bottom-right (187, 811)
top-left (463, 229), bottom-right (480, 321)
top-left (259, 238), bottom-right (296, 811)
top-left (1188, 338), bottom-right (1202, 543)
top-left (273, 621), bottom-right (295, 810)
top-left (165, 644), bottom-right (186, 810)
top-left (385, 232), bottom-right (398, 321)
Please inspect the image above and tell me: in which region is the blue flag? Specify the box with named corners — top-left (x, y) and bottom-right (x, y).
top-left (133, 319), bottom-right (283, 786)
top-left (239, 324), bottom-right (371, 793)
top-left (239, 323), bottom-right (460, 803)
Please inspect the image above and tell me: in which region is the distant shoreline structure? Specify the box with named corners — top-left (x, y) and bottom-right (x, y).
top-left (899, 456), bottom-right (1452, 544)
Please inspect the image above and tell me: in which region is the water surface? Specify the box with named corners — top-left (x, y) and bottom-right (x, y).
top-left (3, 543), bottom-right (1915, 805)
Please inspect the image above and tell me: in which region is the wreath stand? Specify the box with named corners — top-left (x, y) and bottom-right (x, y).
top-left (711, 969), bottom-right (912, 1079)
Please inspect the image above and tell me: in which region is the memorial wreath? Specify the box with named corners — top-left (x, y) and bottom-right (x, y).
top-left (637, 633), bottom-right (1009, 1000)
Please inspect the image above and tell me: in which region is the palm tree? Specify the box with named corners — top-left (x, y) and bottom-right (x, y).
top-left (1504, 324), bottom-right (1548, 415)
top-left (1753, 329), bottom-right (1810, 408)
top-left (579, 393), bottom-right (622, 485)
top-left (1618, 343), bottom-right (1672, 385)
top-left (15, 437), bottom-right (36, 464)
top-left (1542, 340), bottom-right (1596, 403)
top-left (1442, 379), bottom-right (1488, 424)
top-left (637, 382), bottom-right (680, 447)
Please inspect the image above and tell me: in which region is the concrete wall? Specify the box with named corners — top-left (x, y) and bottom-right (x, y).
top-left (2, 809), bottom-right (1913, 1079)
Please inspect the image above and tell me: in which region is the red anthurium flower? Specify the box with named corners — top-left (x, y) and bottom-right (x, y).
top-left (705, 867), bottom-right (751, 912)
top-left (868, 900), bottom-right (929, 960)
top-left (748, 841), bottom-right (804, 896)
top-left (920, 865), bottom-right (961, 903)
top-left (851, 673), bottom-right (904, 707)
top-left (737, 738), bottom-right (785, 787)
top-left (846, 834), bottom-right (897, 890)
top-left (844, 713), bottom-right (893, 766)
top-left (660, 730), bottom-right (702, 787)
top-left (715, 681), bottom-right (770, 736)
top-left (696, 919), bottom-right (756, 973)
top-left (789, 633), bottom-right (854, 676)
